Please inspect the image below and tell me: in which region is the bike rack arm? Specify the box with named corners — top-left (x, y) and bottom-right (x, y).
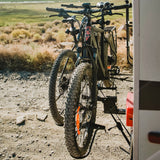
top-left (110, 2), bottom-right (133, 65)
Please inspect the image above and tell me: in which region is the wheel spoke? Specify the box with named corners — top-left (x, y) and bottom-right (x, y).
top-left (60, 58), bottom-right (69, 80)
top-left (80, 80), bottom-right (87, 95)
top-left (60, 109), bottom-right (65, 115)
top-left (56, 92), bottom-right (63, 101)
top-left (49, 50), bottom-right (76, 126)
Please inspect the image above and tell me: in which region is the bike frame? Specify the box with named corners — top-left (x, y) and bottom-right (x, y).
top-left (77, 11), bottom-right (117, 81)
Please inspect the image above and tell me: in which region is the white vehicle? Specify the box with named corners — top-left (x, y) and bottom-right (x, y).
top-left (133, 0), bottom-right (160, 159)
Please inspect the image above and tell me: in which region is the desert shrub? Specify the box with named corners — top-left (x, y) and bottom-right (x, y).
top-left (37, 22), bottom-right (45, 27)
top-left (44, 20), bottom-right (62, 31)
top-left (51, 26), bottom-right (59, 33)
top-left (53, 20), bottom-right (61, 26)
top-left (40, 27), bottom-right (45, 34)
top-left (0, 33), bottom-right (9, 43)
top-left (56, 30), bottom-right (66, 42)
top-left (44, 22), bottom-right (54, 30)
top-left (3, 27), bottom-right (13, 34)
top-left (66, 34), bottom-right (73, 42)
top-left (33, 33), bottom-right (42, 42)
top-left (117, 23), bottom-right (133, 39)
top-left (43, 32), bottom-right (56, 42)
top-left (117, 30), bottom-right (126, 39)
top-left (62, 23), bottom-right (70, 29)
top-left (11, 29), bottom-right (31, 39)
top-left (32, 50), bottom-right (54, 71)
top-left (116, 39), bottom-right (133, 69)
top-left (30, 25), bottom-right (45, 35)
top-left (0, 44), bottom-right (58, 71)
top-left (0, 45), bottom-right (31, 71)
top-left (14, 23), bottom-right (30, 30)
top-left (43, 33), bottom-right (52, 42)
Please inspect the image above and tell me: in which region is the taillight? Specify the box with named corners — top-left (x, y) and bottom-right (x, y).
top-left (126, 92), bottom-right (134, 127)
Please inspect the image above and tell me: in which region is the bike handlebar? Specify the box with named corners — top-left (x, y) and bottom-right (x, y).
top-left (46, 3), bottom-right (132, 17)
top-left (46, 7), bottom-right (101, 14)
top-left (111, 3), bottom-right (132, 10)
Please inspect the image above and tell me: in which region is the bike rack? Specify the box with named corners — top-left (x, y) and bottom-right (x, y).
top-left (95, 82), bottom-right (131, 148)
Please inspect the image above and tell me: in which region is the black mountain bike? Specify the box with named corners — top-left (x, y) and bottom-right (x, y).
top-left (47, 1), bottom-right (132, 158)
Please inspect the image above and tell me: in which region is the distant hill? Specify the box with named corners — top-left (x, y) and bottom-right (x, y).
top-left (0, 0), bottom-right (66, 2)
top-left (0, 0), bottom-right (84, 2)
top-left (0, 0), bottom-right (53, 1)
top-left (0, 0), bottom-right (87, 3)
top-left (0, 0), bottom-right (55, 1)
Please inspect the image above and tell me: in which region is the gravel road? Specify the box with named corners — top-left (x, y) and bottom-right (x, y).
top-left (0, 69), bottom-right (133, 160)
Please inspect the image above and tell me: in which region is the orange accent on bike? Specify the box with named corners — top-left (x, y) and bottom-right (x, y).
top-left (76, 106), bottom-right (81, 135)
top-left (107, 65), bottom-right (111, 70)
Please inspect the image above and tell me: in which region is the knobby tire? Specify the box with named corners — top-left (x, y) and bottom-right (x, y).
top-left (49, 50), bottom-right (77, 126)
top-left (65, 63), bottom-right (97, 158)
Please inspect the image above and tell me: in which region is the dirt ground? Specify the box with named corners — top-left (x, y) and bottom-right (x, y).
top-left (0, 68), bottom-right (133, 160)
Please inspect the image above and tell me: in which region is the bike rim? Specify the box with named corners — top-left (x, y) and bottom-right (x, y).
top-left (75, 76), bottom-right (92, 148)
top-left (56, 57), bottom-right (75, 117)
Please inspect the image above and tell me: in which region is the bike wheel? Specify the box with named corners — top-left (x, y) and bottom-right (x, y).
top-left (65, 63), bottom-right (97, 158)
top-left (49, 50), bottom-right (77, 126)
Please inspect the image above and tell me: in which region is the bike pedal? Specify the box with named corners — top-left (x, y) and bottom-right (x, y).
top-left (97, 85), bottom-right (117, 90)
top-left (92, 123), bottom-right (106, 131)
top-left (108, 125), bottom-right (117, 131)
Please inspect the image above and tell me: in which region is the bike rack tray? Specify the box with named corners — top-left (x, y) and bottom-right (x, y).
top-left (97, 96), bottom-right (126, 114)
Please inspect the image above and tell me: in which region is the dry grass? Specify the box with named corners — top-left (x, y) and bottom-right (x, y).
top-left (117, 30), bottom-right (126, 39)
top-left (43, 32), bottom-right (56, 42)
top-left (0, 21), bottom-right (73, 71)
top-left (117, 39), bottom-right (133, 69)
top-left (0, 33), bottom-right (10, 44)
top-left (0, 0), bottom-right (132, 71)
top-left (56, 30), bottom-right (66, 43)
top-left (11, 29), bottom-right (31, 39)
top-left (13, 23), bottom-right (30, 30)
top-left (0, 44), bottom-right (58, 71)
top-left (0, 19), bottom-right (133, 71)
top-left (33, 33), bottom-right (42, 42)
top-left (2, 27), bottom-right (13, 34)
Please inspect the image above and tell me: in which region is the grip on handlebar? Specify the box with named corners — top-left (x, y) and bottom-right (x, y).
top-left (46, 7), bottom-right (64, 12)
top-left (112, 13), bottom-right (123, 16)
top-left (46, 7), bottom-right (70, 18)
top-left (61, 4), bottom-right (83, 8)
top-left (111, 3), bottom-right (132, 10)
top-left (46, 3), bottom-right (132, 17)
top-left (49, 15), bottom-right (58, 17)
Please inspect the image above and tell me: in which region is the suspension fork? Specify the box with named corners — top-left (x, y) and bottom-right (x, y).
top-left (100, 10), bottom-right (105, 67)
top-left (125, 0), bottom-right (133, 65)
top-left (85, 46), bottom-right (97, 107)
